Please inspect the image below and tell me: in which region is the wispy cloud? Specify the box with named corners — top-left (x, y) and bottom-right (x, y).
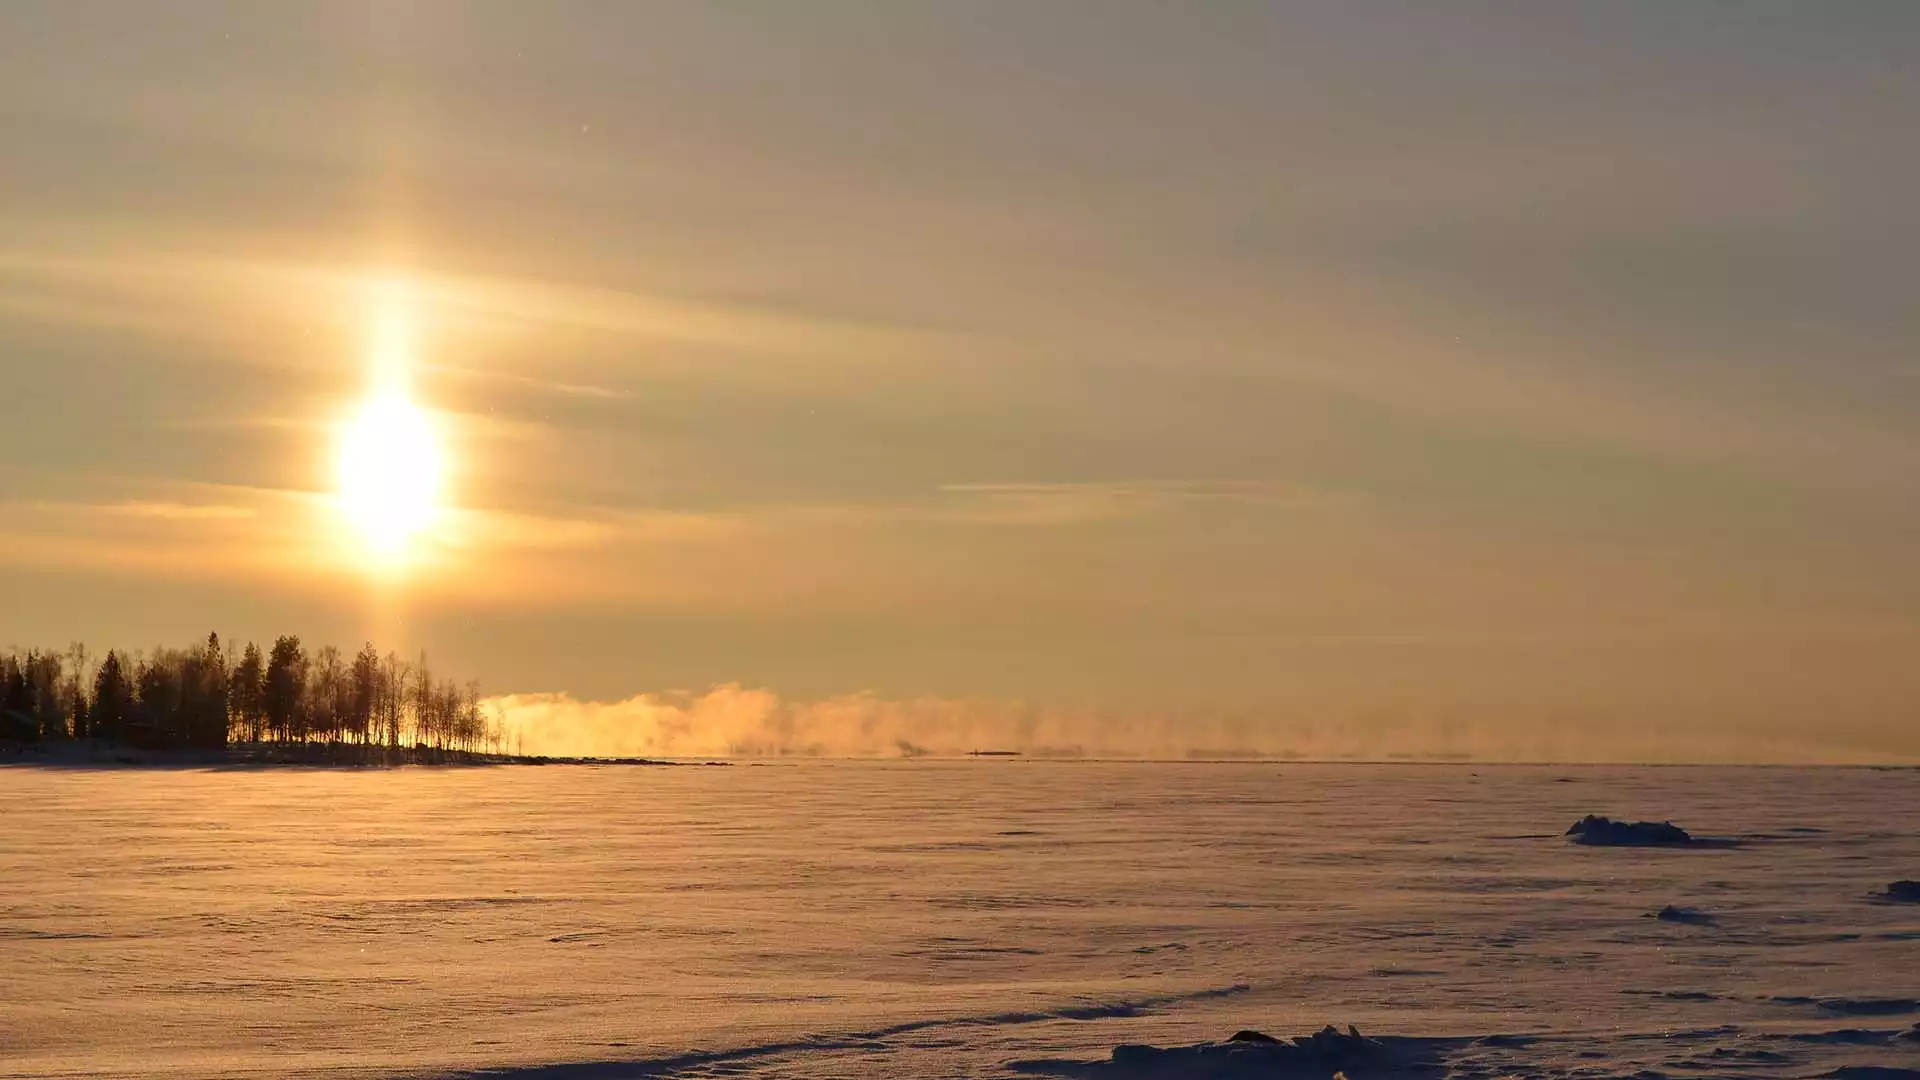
top-left (0, 488), bottom-right (332, 582)
top-left (932, 479), bottom-right (1356, 525)
top-left (0, 481), bottom-right (753, 603)
top-left (0, 472), bottom-right (1355, 610)
top-left (426, 363), bottom-right (633, 403)
top-left (0, 247), bottom-right (936, 368)
top-left (107, 501), bottom-right (259, 521)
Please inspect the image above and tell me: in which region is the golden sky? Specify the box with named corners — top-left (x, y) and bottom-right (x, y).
top-left (2, 3), bottom-right (1917, 760)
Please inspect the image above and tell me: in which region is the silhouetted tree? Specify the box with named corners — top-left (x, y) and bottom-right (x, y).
top-left (133, 650), bottom-right (183, 746)
top-left (177, 634), bottom-right (229, 749)
top-left (264, 636), bottom-right (306, 743)
top-left (413, 653), bottom-right (436, 748)
top-left (26, 651), bottom-right (67, 739)
top-left (63, 642), bottom-right (91, 740)
top-left (379, 652), bottom-right (407, 749)
top-left (230, 642), bottom-right (266, 742)
top-left (5, 633), bottom-right (499, 760)
top-left (309, 645), bottom-right (343, 744)
top-left (2, 655), bottom-right (28, 716)
top-left (89, 651), bottom-right (133, 743)
top-left (0, 654), bottom-right (35, 743)
top-left (349, 644), bottom-right (379, 745)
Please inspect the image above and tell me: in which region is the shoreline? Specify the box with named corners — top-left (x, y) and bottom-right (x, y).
top-left (0, 740), bottom-right (727, 769)
top-left (1, 743), bottom-right (1913, 770)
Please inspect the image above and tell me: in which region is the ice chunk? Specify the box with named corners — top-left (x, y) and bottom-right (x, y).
top-left (1566, 815), bottom-right (1693, 846)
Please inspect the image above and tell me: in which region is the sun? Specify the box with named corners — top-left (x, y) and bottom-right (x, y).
top-left (336, 392), bottom-right (445, 562)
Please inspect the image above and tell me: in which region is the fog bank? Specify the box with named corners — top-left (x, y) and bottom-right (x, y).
top-left (485, 686), bottom-right (1914, 764)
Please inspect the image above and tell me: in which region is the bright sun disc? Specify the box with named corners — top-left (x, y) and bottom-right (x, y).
top-left (336, 393), bottom-right (444, 560)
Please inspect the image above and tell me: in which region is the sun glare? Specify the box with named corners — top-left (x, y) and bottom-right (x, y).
top-left (337, 392), bottom-right (444, 563)
top-left (331, 274), bottom-right (450, 568)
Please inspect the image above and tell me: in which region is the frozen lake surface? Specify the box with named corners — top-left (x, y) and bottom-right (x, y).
top-left (2, 762), bottom-right (1916, 1079)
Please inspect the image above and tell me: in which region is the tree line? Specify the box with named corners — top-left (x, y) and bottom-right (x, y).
top-left (0, 634), bottom-right (504, 754)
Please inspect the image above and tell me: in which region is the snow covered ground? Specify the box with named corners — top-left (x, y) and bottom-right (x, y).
top-left (1, 761), bottom-right (1915, 1079)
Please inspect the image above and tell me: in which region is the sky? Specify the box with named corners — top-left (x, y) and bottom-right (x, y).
top-left (2, 2), bottom-right (1917, 761)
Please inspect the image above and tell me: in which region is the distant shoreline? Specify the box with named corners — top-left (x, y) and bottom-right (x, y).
top-left (0, 740), bottom-right (728, 769)
top-left (1, 742), bottom-right (1911, 769)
